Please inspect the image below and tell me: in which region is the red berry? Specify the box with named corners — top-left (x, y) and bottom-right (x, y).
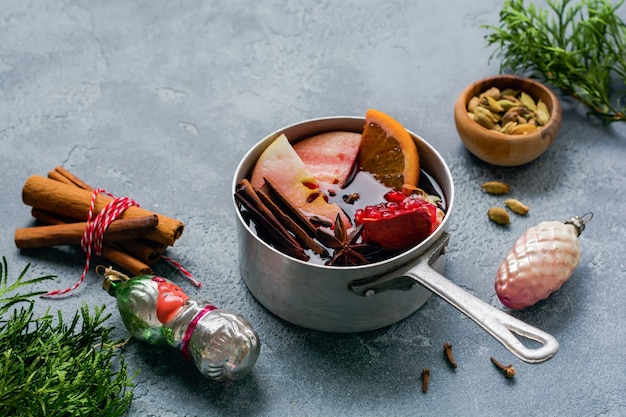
top-left (355, 194), bottom-right (440, 250)
top-left (383, 190), bottom-right (406, 204)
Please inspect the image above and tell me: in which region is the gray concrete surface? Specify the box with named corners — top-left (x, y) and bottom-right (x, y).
top-left (2, 1), bottom-right (625, 416)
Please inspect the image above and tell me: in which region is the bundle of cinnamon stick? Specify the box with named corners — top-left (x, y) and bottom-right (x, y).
top-left (14, 166), bottom-right (185, 276)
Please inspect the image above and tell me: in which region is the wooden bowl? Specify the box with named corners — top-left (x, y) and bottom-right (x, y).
top-left (454, 75), bottom-right (562, 166)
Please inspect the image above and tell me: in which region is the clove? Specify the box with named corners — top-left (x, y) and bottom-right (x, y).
top-left (421, 368), bottom-right (430, 393)
top-left (490, 356), bottom-right (516, 378)
top-left (443, 343), bottom-right (457, 368)
top-left (342, 193), bottom-right (360, 205)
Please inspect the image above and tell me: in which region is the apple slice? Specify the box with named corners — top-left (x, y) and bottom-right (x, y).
top-left (292, 131), bottom-right (361, 187)
top-left (250, 134), bottom-right (351, 229)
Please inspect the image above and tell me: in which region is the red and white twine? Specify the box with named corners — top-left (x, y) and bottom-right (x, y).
top-left (162, 255), bottom-right (201, 288)
top-left (43, 188), bottom-right (199, 297)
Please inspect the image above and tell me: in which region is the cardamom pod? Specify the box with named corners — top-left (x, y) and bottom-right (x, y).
top-left (467, 96), bottom-right (480, 112)
top-left (501, 111), bottom-right (519, 126)
top-left (519, 91), bottom-right (537, 112)
top-left (497, 99), bottom-right (518, 111)
top-left (505, 106), bottom-right (531, 117)
top-left (488, 207), bottom-right (510, 225)
top-left (474, 105), bottom-right (499, 123)
top-left (481, 181), bottom-right (511, 194)
top-left (500, 121), bottom-right (517, 134)
top-left (473, 106), bottom-right (498, 129)
top-left (480, 95), bottom-right (504, 113)
top-left (474, 111), bottom-right (495, 129)
top-left (501, 94), bottom-right (521, 104)
top-left (500, 89), bottom-right (519, 97)
top-left (510, 123), bottom-right (538, 135)
top-left (534, 100), bottom-right (550, 125)
top-left (481, 87), bottom-right (501, 99)
top-left (503, 198), bottom-right (529, 215)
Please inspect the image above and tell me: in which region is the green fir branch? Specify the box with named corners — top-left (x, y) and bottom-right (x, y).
top-left (483, 0), bottom-right (626, 124)
top-left (0, 257), bottom-right (55, 314)
top-left (0, 258), bottom-right (135, 417)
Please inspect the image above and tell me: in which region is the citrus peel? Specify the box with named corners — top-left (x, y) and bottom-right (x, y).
top-left (359, 109), bottom-right (420, 194)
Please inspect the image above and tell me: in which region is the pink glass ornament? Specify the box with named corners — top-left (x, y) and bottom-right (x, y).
top-left (495, 214), bottom-right (591, 309)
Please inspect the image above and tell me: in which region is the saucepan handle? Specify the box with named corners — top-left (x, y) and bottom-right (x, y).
top-left (402, 252), bottom-right (559, 363)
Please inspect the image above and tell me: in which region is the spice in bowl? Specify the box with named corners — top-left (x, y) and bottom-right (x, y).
top-left (467, 87), bottom-right (551, 135)
top-left (454, 74), bottom-right (562, 167)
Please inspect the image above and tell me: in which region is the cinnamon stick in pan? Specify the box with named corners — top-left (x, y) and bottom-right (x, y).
top-left (14, 215), bottom-right (159, 249)
top-left (255, 185), bottom-right (328, 257)
top-left (22, 175), bottom-right (184, 246)
top-left (235, 180), bottom-right (309, 261)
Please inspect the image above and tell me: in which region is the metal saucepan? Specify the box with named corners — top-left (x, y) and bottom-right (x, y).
top-left (232, 117), bottom-right (559, 363)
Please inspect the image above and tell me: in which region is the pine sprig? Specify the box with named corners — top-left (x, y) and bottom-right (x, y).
top-left (0, 259), bottom-right (135, 417)
top-left (0, 257), bottom-right (55, 314)
top-left (483, 0), bottom-right (626, 124)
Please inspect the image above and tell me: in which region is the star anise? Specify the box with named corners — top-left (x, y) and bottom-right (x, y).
top-left (316, 215), bottom-right (373, 266)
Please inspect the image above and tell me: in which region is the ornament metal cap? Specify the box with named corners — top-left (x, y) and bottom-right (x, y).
top-left (565, 212), bottom-right (593, 236)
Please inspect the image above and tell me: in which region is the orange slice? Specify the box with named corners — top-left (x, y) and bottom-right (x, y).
top-left (358, 109), bottom-right (419, 194)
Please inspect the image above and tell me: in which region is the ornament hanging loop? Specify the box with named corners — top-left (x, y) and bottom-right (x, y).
top-left (565, 212), bottom-right (593, 236)
top-left (96, 265), bottom-right (131, 293)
